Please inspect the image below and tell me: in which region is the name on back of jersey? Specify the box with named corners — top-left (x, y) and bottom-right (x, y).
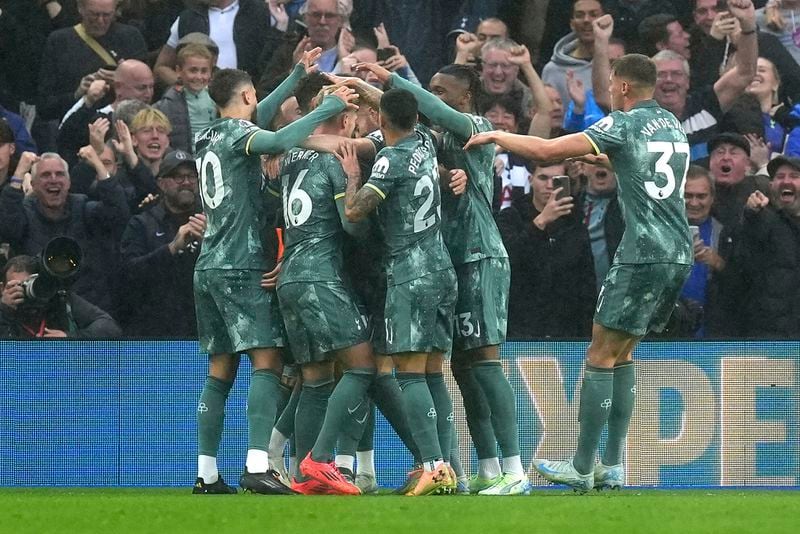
top-left (639, 115), bottom-right (685, 138)
top-left (285, 149), bottom-right (319, 165)
top-left (408, 142), bottom-right (434, 175)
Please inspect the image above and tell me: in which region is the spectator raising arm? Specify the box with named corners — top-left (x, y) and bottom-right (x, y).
top-left (715, 0), bottom-right (759, 112)
top-left (508, 45), bottom-right (553, 139)
top-left (592, 15), bottom-right (614, 112)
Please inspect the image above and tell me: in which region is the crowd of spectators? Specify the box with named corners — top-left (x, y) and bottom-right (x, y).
top-left (1, 0), bottom-right (799, 340)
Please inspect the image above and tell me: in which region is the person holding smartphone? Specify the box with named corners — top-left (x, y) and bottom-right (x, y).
top-left (496, 160), bottom-right (596, 339)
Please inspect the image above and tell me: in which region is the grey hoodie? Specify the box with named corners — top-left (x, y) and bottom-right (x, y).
top-left (541, 32), bottom-right (594, 113)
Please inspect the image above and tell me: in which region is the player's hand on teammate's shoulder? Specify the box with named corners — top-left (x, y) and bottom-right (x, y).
top-left (262, 154), bottom-right (283, 181)
top-left (570, 153), bottom-right (612, 170)
top-left (334, 141), bottom-right (361, 179)
top-left (463, 131), bottom-right (497, 150)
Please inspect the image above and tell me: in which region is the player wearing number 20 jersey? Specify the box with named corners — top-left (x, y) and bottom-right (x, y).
top-left (583, 99), bottom-right (692, 336)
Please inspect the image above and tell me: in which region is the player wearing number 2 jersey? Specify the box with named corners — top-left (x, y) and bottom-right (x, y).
top-left (465, 54), bottom-right (692, 493)
top-left (342, 88), bottom-right (456, 496)
top-left (190, 65), bottom-right (355, 496)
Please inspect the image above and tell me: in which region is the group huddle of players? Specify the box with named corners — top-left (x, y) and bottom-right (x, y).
top-left (190, 49), bottom-right (530, 496)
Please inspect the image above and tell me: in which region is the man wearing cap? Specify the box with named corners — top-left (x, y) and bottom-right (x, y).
top-left (707, 131), bottom-right (770, 230)
top-left (119, 149), bottom-right (205, 337)
top-left (724, 155), bottom-right (800, 336)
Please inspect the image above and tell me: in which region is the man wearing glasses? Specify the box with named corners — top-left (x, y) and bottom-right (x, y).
top-left (120, 149), bottom-right (205, 338)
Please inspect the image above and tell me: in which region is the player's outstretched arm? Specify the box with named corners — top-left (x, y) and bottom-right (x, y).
top-left (256, 47), bottom-right (323, 128)
top-left (304, 135), bottom-right (377, 161)
top-left (323, 73), bottom-right (383, 112)
top-left (355, 62), bottom-right (474, 140)
top-left (248, 88), bottom-right (357, 155)
top-left (465, 131), bottom-right (595, 161)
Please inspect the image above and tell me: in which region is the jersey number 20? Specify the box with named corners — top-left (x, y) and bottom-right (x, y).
top-left (645, 141), bottom-right (690, 200)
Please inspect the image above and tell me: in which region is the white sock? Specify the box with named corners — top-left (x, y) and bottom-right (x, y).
top-left (356, 450), bottom-right (375, 476)
top-left (335, 454), bottom-right (355, 472)
top-left (289, 456), bottom-right (298, 479)
top-left (478, 457), bottom-right (502, 479)
top-left (245, 449), bottom-right (269, 473)
top-left (424, 459), bottom-right (445, 472)
top-left (268, 429), bottom-right (288, 462)
top-left (503, 455), bottom-right (525, 476)
top-left (198, 455), bottom-right (218, 483)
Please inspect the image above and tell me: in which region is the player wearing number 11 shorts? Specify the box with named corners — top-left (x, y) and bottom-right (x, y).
top-left (465, 53), bottom-right (692, 492)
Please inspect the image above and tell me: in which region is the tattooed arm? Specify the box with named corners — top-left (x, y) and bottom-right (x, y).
top-left (336, 141), bottom-right (384, 222)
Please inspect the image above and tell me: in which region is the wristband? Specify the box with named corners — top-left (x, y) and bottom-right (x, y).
top-left (9, 175), bottom-right (23, 184)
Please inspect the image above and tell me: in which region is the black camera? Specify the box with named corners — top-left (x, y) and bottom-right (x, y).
top-left (20, 237), bottom-right (82, 302)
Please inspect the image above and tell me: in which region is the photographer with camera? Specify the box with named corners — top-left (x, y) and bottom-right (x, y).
top-left (0, 253), bottom-right (121, 339)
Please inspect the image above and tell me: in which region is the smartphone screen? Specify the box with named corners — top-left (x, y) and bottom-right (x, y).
top-left (552, 175), bottom-right (571, 200)
top-left (377, 48), bottom-right (394, 62)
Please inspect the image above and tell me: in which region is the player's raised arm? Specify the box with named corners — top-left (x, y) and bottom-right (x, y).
top-left (356, 62), bottom-right (474, 140)
top-left (465, 130), bottom-right (596, 162)
top-left (342, 144), bottom-right (383, 223)
top-left (333, 141), bottom-right (372, 234)
top-left (247, 87), bottom-right (358, 155)
top-left (303, 135), bottom-right (377, 161)
top-left (256, 47), bottom-right (322, 129)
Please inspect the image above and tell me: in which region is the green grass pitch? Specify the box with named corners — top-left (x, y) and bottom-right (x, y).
top-left (1, 488), bottom-right (798, 534)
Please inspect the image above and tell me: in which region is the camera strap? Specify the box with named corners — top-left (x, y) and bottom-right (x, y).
top-left (22, 319), bottom-right (46, 338)
top-left (73, 24), bottom-right (118, 67)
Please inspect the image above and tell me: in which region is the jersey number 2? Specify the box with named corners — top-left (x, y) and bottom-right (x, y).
top-left (197, 151), bottom-right (225, 209)
top-left (413, 175), bottom-right (439, 233)
top-left (646, 141), bottom-right (690, 200)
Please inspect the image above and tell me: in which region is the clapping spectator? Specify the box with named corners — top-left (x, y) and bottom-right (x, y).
top-left (120, 150), bottom-right (203, 337)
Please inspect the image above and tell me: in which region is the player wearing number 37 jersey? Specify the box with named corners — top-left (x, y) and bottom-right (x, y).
top-left (465, 54), bottom-right (692, 492)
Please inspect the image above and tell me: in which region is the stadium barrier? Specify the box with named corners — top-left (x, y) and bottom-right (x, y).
top-left (1, 340), bottom-right (797, 488)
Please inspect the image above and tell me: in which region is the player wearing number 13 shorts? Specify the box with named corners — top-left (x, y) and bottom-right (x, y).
top-left (465, 54), bottom-right (692, 492)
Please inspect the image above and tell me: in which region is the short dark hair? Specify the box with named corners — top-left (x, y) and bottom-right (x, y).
top-left (380, 88), bottom-right (418, 131)
top-left (3, 255), bottom-right (37, 283)
top-left (572, 0), bottom-right (603, 17)
top-left (638, 14), bottom-right (678, 57)
top-left (0, 118), bottom-right (14, 144)
top-left (481, 92), bottom-right (523, 124)
top-left (686, 164), bottom-right (716, 196)
top-left (208, 69), bottom-right (252, 108)
top-left (294, 72), bottom-right (331, 114)
top-left (437, 64), bottom-right (482, 112)
top-left (611, 53), bottom-right (657, 89)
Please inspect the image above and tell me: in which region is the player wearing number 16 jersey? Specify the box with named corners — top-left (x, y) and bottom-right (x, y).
top-left (465, 54), bottom-right (692, 492)
top-left (190, 67), bottom-right (354, 495)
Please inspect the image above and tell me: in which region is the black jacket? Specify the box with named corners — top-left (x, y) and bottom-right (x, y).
top-left (119, 202), bottom-right (199, 338)
top-left (153, 87), bottom-right (193, 154)
top-left (37, 22), bottom-right (147, 121)
top-left (0, 180), bottom-right (130, 315)
top-left (720, 206), bottom-right (800, 337)
top-left (496, 194), bottom-right (597, 339)
top-left (176, 0), bottom-right (272, 81)
top-left (712, 175), bottom-right (771, 231)
top-left (0, 291), bottom-right (121, 339)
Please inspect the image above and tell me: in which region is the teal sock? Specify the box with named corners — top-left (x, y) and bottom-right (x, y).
top-left (276, 382), bottom-right (292, 423)
top-left (452, 364), bottom-right (497, 459)
top-left (294, 378), bottom-right (333, 478)
top-left (197, 376), bottom-right (233, 456)
top-left (356, 402), bottom-right (376, 452)
top-left (573, 365), bottom-right (614, 475)
top-left (337, 400), bottom-right (372, 458)
top-left (275, 383), bottom-right (301, 438)
top-left (247, 369), bottom-right (281, 451)
top-left (602, 362), bottom-right (636, 466)
top-left (370, 373), bottom-right (421, 463)
top-left (472, 360), bottom-right (520, 458)
top-left (426, 373), bottom-right (453, 463)
top-left (450, 420), bottom-right (465, 478)
top-left (396, 372), bottom-right (442, 463)
top-left (311, 369), bottom-right (375, 463)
